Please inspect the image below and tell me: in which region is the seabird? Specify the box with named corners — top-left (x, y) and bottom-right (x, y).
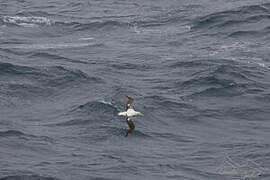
top-left (118, 96), bottom-right (143, 137)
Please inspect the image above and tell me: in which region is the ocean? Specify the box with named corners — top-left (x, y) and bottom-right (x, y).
top-left (0, 0), bottom-right (270, 179)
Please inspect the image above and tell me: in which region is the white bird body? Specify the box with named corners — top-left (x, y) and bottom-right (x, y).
top-left (118, 108), bottom-right (143, 119)
top-left (118, 111), bottom-right (127, 116)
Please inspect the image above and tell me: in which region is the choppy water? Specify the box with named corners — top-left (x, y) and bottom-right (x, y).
top-left (1, 0), bottom-right (270, 180)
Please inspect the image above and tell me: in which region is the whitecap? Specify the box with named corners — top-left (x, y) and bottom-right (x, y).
top-left (3, 16), bottom-right (53, 27)
top-left (17, 23), bottom-right (39, 28)
top-left (79, 37), bottom-right (94, 41)
top-left (99, 100), bottom-right (113, 106)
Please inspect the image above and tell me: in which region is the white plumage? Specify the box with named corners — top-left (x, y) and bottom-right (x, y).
top-left (118, 108), bottom-right (143, 119)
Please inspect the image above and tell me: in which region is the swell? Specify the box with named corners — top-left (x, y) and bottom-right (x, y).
top-left (50, 100), bottom-right (118, 126)
top-left (192, 3), bottom-right (270, 29)
top-left (0, 62), bottom-right (103, 101)
top-left (191, 3), bottom-right (270, 37)
top-left (144, 95), bottom-right (194, 111)
top-left (142, 95), bottom-right (201, 125)
top-left (0, 62), bottom-right (102, 85)
top-left (169, 59), bottom-right (266, 98)
top-left (71, 100), bottom-right (118, 115)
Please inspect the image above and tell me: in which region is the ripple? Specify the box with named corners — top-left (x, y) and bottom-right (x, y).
top-left (0, 175), bottom-right (59, 180)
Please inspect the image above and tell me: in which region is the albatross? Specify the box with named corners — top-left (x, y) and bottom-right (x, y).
top-left (118, 96), bottom-right (143, 137)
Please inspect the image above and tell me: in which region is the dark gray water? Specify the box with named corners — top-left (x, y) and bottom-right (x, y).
top-left (1, 0), bottom-right (270, 179)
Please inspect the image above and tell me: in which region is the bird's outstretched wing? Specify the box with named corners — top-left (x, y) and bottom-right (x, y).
top-left (126, 96), bottom-right (134, 110)
top-left (125, 117), bottom-right (135, 137)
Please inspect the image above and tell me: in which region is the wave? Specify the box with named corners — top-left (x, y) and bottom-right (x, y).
top-left (144, 95), bottom-right (194, 110)
top-left (72, 100), bottom-right (118, 114)
top-left (193, 3), bottom-right (270, 28)
top-left (0, 62), bottom-right (103, 102)
top-left (191, 3), bottom-right (270, 37)
top-left (37, 65), bottom-right (99, 86)
top-left (170, 61), bottom-right (260, 98)
top-left (0, 62), bottom-right (102, 85)
top-left (228, 30), bottom-right (259, 37)
top-left (0, 62), bottom-right (34, 75)
top-left (1, 83), bottom-right (48, 103)
top-left (228, 26), bottom-right (270, 38)
top-left (142, 95), bottom-right (200, 125)
top-left (0, 130), bottom-right (25, 137)
top-left (29, 52), bottom-right (88, 64)
top-left (0, 130), bottom-right (53, 142)
top-left (50, 101), bottom-right (118, 126)
top-left (0, 175), bottom-right (59, 180)
top-left (169, 67), bottom-right (269, 121)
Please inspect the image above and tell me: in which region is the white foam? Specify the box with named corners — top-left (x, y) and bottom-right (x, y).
top-left (257, 63), bottom-right (266, 68)
top-left (3, 16), bottom-right (53, 27)
top-left (100, 100), bottom-right (112, 105)
top-left (1, 42), bottom-right (96, 50)
top-left (79, 37), bottom-right (94, 41)
top-left (17, 23), bottom-right (39, 28)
